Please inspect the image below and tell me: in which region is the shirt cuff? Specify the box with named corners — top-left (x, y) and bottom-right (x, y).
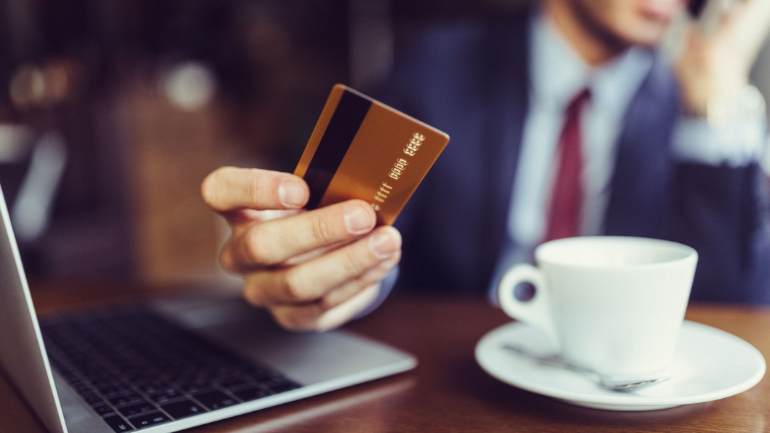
top-left (671, 115), bottom-right (767, 167)
top-left (354, 266), bottom-right (399, 319)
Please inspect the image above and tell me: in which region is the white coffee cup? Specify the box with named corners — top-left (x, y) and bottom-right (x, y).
top-left (496, 236), bottom-right (698, 382)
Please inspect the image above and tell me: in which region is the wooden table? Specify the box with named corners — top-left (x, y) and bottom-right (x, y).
top-left (3, 281), bottom-right (770, 433)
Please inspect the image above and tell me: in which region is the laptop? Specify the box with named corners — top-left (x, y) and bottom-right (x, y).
top-left (0, 186), bottom-right (416, 433)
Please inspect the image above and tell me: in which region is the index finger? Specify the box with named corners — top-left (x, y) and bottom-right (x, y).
top-left (201, 166), bottom-right (309, 212)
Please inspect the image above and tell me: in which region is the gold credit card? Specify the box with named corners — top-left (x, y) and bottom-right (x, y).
top-left (294, 84), bottom-right (449, 225)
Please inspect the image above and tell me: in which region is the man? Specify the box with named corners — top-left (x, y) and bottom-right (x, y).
top-left (201, 0), bottom-right (770, 331)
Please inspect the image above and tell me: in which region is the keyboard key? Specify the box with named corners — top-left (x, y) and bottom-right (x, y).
top-left (42, 306), bottom-right (300, 425)
top-left (174, 381), bottom-right (210, 393)
top-left (128, 411), bottom-right (170, 428)
top-left (102, 414), bottom-right (133, 432)
top-left (92, 404), bottom-right (115, 416)
top-left (160, 399), bottom-right (206, 419)
top-left (118, 401), bottom-right (156, 418)
top-left (102, 388), bottom-right (135, 400)
top-left (91, 379), bottom-right (126, 392)
top-left (147, 389), bottom-right (182, 404)
top-left (109, 395), bottom-right (144, 407)
top-left (231, 386), bottom-right (273, 402)
top-left (90, 384), bottom-right (113, 394)
top-left (193, 390), bottom-right (238, 410)
top-left (80, 392), bottom-right (105, 406)
top-left (136, 382), bottom-right (173, 395)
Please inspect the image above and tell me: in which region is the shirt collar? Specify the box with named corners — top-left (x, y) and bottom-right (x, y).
top-left (529, 14), bottom-right (654, 114)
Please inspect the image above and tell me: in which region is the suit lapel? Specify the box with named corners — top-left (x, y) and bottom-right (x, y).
top-left (604, 55), bottom-right (680, 236)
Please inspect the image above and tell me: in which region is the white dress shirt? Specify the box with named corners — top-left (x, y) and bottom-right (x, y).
top-left (488, 15), bottom-right (766, 297)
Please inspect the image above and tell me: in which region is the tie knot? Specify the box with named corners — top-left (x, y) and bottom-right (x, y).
top-left (566, 87), bottom-right (591, 116)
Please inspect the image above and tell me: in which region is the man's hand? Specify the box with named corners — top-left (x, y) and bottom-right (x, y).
top-left (675, 0), bottom-right (770, 117)
top-left (201, 167), bottom-right (402, 331)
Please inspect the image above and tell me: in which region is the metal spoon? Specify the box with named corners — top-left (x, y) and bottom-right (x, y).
top-left (501, 343), bottom-right (669, 392)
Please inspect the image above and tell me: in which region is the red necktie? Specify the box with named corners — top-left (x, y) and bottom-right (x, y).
top-left (544, 88), bottom-right (590, 242)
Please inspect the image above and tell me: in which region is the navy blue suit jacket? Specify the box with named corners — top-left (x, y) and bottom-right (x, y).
top-left (378, 12), bottom-right (770, 303)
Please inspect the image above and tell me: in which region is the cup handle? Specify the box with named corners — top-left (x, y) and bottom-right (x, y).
top-left (497, 264), bottom-right (559, 350)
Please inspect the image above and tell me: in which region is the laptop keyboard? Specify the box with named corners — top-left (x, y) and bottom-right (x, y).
top-left (40, 307), bottom-right (302, 432)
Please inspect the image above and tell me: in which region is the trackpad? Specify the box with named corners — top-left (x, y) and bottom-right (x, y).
top-left (153, 296), bottom-right (415, 386)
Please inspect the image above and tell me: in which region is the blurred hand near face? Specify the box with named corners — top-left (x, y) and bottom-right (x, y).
top-left (676, 0), bottom-right (770, 116)
top-left (201, 167), bottom-right (402, 331)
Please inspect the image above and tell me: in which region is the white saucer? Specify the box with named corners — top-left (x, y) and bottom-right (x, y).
top-left (475, 320), bottom-right (766, 411)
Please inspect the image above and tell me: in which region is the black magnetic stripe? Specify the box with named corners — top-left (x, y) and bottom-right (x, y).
top-left (304, 90), bottom-right (372, 208)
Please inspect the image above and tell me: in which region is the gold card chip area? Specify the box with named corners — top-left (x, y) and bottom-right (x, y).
top-left (294, 84), bottom-right (449, 225)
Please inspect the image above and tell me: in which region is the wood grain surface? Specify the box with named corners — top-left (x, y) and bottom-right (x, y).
top-left (2, 281), bottom-right (769, 433)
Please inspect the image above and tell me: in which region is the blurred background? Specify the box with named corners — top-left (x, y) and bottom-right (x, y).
top-left (1, 0), bottom-right (769, 286)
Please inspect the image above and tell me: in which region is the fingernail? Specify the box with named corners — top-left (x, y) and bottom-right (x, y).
top-left (278, 179), bottom-right (306, 208)
top-left (344, 205), bottom-right (374, 235)
top-left (369, 227), bottom-right (401, 259)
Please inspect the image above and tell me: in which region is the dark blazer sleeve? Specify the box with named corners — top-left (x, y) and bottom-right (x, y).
top-left (671, 161), bottom-right (770, 303)
top-left (609, 57), bottom-right (770, 305)
top-left (366, 22), bottom-right (490, 291)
